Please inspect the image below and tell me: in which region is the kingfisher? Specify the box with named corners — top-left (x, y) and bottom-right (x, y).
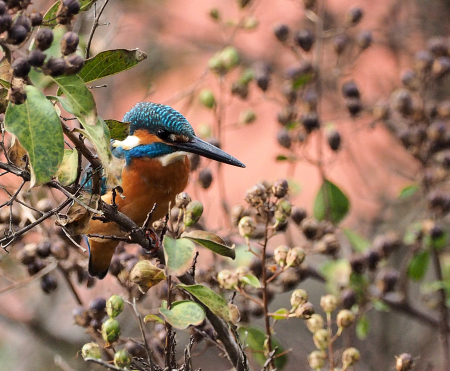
top-left (86, 102), bottom-right (245, 279)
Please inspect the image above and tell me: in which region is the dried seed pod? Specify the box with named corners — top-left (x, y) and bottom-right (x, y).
top-left (198, 168), bottom-right (213, 189)
top-left (44, 57), bottom-right (66, 76)
top-left (61, 31), bottom-right (79, 55)
top-left (28, 49), bottom-right (46, 68)
top-left (277, 129), bottom-right (291, 149)
top-left (272, 179), bottom-right (289, 198)
top-left (396, 353), bottom-right (414, 371)
top-left (346, 98), bottom-right (363, 116)
top-left (290, 288), bottom-right (308, 308)
top-left (274, 245), bottom-right (289, 267)
top-left (326, 129), bottom-right (341, 151)
top-left (301, 112), bottom-right (320, 133)
top-left (254, 61), bottom-right (271, 91)
top-left (65, 53), bottom-right (84, 75)
top-left (340, 288), bottom-right (357, 309)
top-left (35, 28), bottom-right (54, 51)
top-left (320, 294), bottom-right (337, 313)
top-left (11, 57), bottom-right (31, 78)
top-left (175, 192), bottom-right (192, 208)
top-left (313, 328), bottom-right (329, 350)
top-left (333, 34), bottom-right (349, 55)
top-left (295, 301), bottom-right (314, 318)
top-left (238, 216), bottom-right (256, 238)
top-left (342, 81), bottom-right (360, 98)
top-left (356, 30), bottom-right (372, 50)
top-left (342, 347), bottom-right (360, 367)
top-left (306, 314), bottom-right (324, 333)
top-left (308, 350), bottom-right (325, 370)
top-left (7, 85), bottom-right (27, 105)
top-left (336, 309), bottom-right (355, 328)
top-left (376, 268), bottom-right (399, 293)
top-left (217, 269), bottom-right (238, 289)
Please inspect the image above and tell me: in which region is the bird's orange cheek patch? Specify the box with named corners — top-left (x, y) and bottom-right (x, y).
top-left (134, 130), bottom-right (164, 145)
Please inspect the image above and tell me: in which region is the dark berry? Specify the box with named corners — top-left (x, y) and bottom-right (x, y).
top-left (89, 297), bottom-right (107, 320)
top-left (198, 168), bottom-right (213, 189)
top-left (327, 129), bottom-right (341, 151)
top-left (295, 29), bottom-right (315, 52)
top-left (346, 98), bottom-right (363, 116)
top-left (188, 153), bottom-right (201, 171)
top-left (60, 31), bottom-right (79, 55)
top-left (346, 7), bottom-right (363, 25)
top-left (11, 58), bottom-right (31, 78)
top-left (14, 14), bottom-right (31, 32)
top-left (29, 12), bottom-right (43, 27)
top-left (341, 81), bottom-right (360, 98)
top-left (277, 129), bottom-right (291, 149)
top-left (273, 23), bottom-right (289, 42)
top-left (0, 13), bottom-right (12, 33)
top-left (427, 36), bottom-right (448, 57)
top-left (291, 206), bottom-right (307, 225)
top-left (44, 57), bottom-right (66, 77)
top-left (28, 49), bottom-right (46, 67)
top-left (340, 288), bottom-right (357, 309)
top-left (301, 112), bottom-right (320, 133)
top-left (65, 53), bottom-right (84, 75)
top-left (63, 0), bottom-right (81, 15)
top-left (36, 241), bottom-right (51, 258)
top-left (35, 28), bottom-right (54, 51)
top-left (356, 30), bottom-right (372, 50)
top-left (333, 34), bottom-right (349, 55)
top-left (365, 249), bottom-right (380, 271)
top-left (41, 274), bottom-right (58, 294)
top-left (6, 25), bottom-right (28, 45)
top-left (414, 50), bottom-right (433, 73)
top-left (349, 254), bottom-right (366, 274)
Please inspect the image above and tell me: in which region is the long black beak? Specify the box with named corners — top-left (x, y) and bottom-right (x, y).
top-left (173, 137), bottom-right (245, 168)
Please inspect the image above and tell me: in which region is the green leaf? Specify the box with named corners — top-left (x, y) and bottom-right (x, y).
top-left (408, 250), bottom-right (430, 281)
top-left (177, 283), bottom-right (231, 322)
top-left (271, 308), bottom-right (289, 320)
top-left (320, 259), bottom-right (351, 295)
top-left (399, 184), bottom-right (419, 199)
top-left (105, 119), bottom-right (130, 141)
top-left (424, 231), bottom-right (449, 251)
top-left (4, 85), bottom-right (64, 186)
top-left (77, 117), bottom-right (112, 168)
top-left (372, 299), bottom-right (390, 312)
top-left (240, 273), bottom-right (261, 288)
top-left (238, 326), bottom-right (288, 369)
top-left (56, 149), bottom-right (79, 186)
top-left (313, 178), bottom-right (350, 224)
top-left (276, 155), bottom-right (288, 161)
top-left (0, 78), bottom-right (10, 88)
top-left (159, 301), bottom-right (206, 330)
top-left (292, 73), bottom-right (313, 89)
top-left (181, 230), bottom-right (235, 259)
top-left (343, 228), bottom-right (370, 252)
top-left (356, 315), bottom-right (369, 340)
top-left (78, 49), bottom-right (147, 84)
top-left (143, 314), bottom-right (164, 324)
top-left (52, 74), bottom-right (97, 126)
top-left (163, 236), bottom-right (196, 276)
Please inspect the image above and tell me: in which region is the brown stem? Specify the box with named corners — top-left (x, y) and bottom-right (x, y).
top-left (85, 0), bottom-right (110, 59)
top-left (326, 312), bottom-right (335, 371)
top-left (57, 264), bottom-right (83, 306)
top-left (131, 298), bottom-right (155, 371)
top-left (164, 275), bottom-right (173, 369)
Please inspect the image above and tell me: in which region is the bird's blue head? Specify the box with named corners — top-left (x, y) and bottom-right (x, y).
top-left (115, 102), bottom-right (245, 168)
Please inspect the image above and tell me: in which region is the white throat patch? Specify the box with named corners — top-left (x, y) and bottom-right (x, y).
top-left (112, 136), bottom-right (140, 150)
top-left (158, 152), bottom-right (188, 166)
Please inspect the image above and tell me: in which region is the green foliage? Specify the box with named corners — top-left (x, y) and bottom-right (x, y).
top-left (4, 85), bottom-right (64, 186)
top-left (163, 236), bottom-right (196, 276)
top-left (159, 301), bottom-right (206, 330)
top-left (408, 251), bottom-right (430, 281)
top-left (105, 119), bottom-right (130, 141)
top-left (343, 228), bottom-right (370, 252)
top-left (181, 230), bottom-right (236, 259)
top-left (56, 149), bottom-right (79, 186)
top-left (398, 184), bottom-right (419, 199)
top-left (238, 326), bottom-right (288, 369)
top-left (313, 179), bottom-right (350, 224)
top-left (178, 283), bottom-right (231, 322)
top-left (240, 273), bottom-right (261, 288)
top-left (356, 315), bottom-right (369, 340)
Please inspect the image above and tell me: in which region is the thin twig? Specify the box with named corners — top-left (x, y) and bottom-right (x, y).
top-left (85, 0), bottom-right (110, 59)
top-left (57, 264), bottom-right (83, 306)
top-left (85, 358), bottom-right (123, 370)
top-left (131, 297), bottom-right (155, 371)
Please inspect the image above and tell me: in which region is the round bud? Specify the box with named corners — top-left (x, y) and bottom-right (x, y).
top-left (277, 129), bottom-right (291, 149)
top-left (306, 314), bottom-right (324, 333)
top-left (176, 192), bottom-right (192, 208)
top-left (129, 260), bottom-right (166, 293)
top-left (290, 288), bottom-right (308, 308)
top-left (254, 62), bottom-right (271, 91)
top-left (336, 309), bottom-right (355, 328)
top-left (396, 353), bottom-right (414, 371)
top-left (427, 36), bottom-right (448, 57)
top-left (313, 328), bottom-right (329, 350)
top-left (320, 294), bottom-right (338, 313)
top-left (12, 57), bottom-right (31, 78)
top-left (81, 342), bottom-right (101, 359)
top-left (199, 89), bottom-right (215, 108)
top-left (342, 347), bottom-right (360, 367)
top-left (30, 12), bottom-right (43, 27)
top-left (295, 301), bottom-right (315, 318)
top-left (220, 46), bottom-right (240, 71)
top-left (356, 30), bottom-right (372, 50)
top-left (286, 246), bottom-right (306, 267)
top-left (327, 129), bottom-right (341, 151)
top-left (114, 349), bottom-right (131, 369)
top-left (272, 179), bottom-right (289, 198)
top-left (65, 53), bottom-right (84, 75)
top-left (238, 216), bottom-right (256, 238)
top-left (184, 200), bottom-right (204, 227)
top-left (61, 31), bottom-right (79, 55)
top-left (346, 7), bottom-right (363, 26)
top-left (295, 29), bottom-right (315, 52)
top-left (101, 318), bottom-right (121, 344)
top-left (35, 28), bottom-right (54, 51)
top-left (274, 245), bottom-right (289, 267)
top-left (6, 25), bottom-right (28, 45)
top-left (315, 233), bottom-right (341, 255)
top-left (308, 350), bottom-right (325, 370)
top-left (273, 23), bottom-right (289, 42)
top-left (350, 253), bottom-right (366, 274)
top-left (41, 274), bottom-right (58, 294)
top-left (217, 269), bottom-right (238, 290)
top-left (106, 295), bottom-right (124, 318)
top-left (245, 183), bottom-right (267, 206)
top-left (275, 199), bottom-right (292, 223)
top-left (63, 0), bottom-right (81, 15)
top-left (198, 168), bottom-right (213, 189)
top-left (44, 57), bottom-right (66, 76)
top-left (0, 14), bottom-right (12, 33)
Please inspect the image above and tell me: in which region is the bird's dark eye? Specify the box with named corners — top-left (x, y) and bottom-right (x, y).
top-left (156, 128), bottom-right (171, 141)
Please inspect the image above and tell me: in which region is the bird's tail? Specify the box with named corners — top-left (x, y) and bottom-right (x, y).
top-left (87, 237), bottom-right (119, 279)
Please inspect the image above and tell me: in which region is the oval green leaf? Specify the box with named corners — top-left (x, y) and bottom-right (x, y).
top-left (240, 273), bottom-right (261, 288)
top-left (238, 326), bottom-right (287, 369)
top-left (356, 314), bottom-right (369, 340)
top-left (408, 250), bottom-right (430, 281)
top-left (177, 283), bottom-right (231, 322)
top-left (399, 184), bottom-right (419, 199)
top-left (271, 308), bottom-right (289, 320)
top-left (159, 300), bottom-right (205, 330)
top-left (163, 236), bottom-right (196, 276)
top-left (181, 230), bottom-right (235, 259)
top-left (343, 228), bottom-right (370, 252)
top-left (78, 49), bottom-right (147, 84)
top-left (56, 149), bottom-right (79, 186)
top-left (5, 85), bottom-right (64, 186)
top-left (77, 117), bottom-right (112, 168)
top-left (144, 314), bottom-right (165, 324)
top-left (105, 119), bottom-right (130, 141)
top-left (313, 178), bottom-right (350, 224)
